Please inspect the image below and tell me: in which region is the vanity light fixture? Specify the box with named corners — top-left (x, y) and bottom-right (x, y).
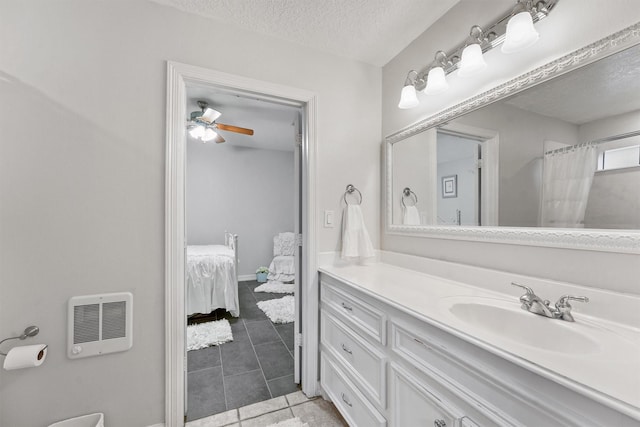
top-left (458, 26), bottom-right (488, 78)
top-left (397, 0), bottom-right (558, 109)
top-left (423, 51), bottom-right (450, 95)
top-left (502, 5), bottom-right (540, 54)
top-left (398, 70), bottom-right (421, 109)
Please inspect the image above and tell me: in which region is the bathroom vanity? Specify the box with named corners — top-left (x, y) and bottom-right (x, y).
top-left (318, 255), bottom-right (640, 427)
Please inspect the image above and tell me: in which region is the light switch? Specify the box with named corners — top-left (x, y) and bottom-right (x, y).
top-left (324, 210), bottom-right (334, 228)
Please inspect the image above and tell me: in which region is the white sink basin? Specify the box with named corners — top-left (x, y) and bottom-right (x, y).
top-left (441, 296), bottom-right (600, 354)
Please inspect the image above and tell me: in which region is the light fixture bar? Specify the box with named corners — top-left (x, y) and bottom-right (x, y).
top-left (405, 0), bottom-right (558, 93)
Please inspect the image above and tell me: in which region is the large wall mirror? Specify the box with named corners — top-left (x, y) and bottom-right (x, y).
top-left (385, 24), bottom-right (640, 253)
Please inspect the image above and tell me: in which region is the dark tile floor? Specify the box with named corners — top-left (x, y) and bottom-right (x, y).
top-left (187, 280), bottom-right (298, 421)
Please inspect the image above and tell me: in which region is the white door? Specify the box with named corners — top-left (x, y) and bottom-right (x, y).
top-left (293, 110), bottom-right (303, 384)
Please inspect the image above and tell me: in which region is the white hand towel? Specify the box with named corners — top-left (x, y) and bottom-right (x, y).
top-left (402, 205), bottom-right (421, 225)
top-left (341, 204), bottom-right (375, 259)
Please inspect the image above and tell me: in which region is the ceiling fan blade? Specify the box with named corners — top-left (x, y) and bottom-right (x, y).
top-left (214, 133), bottom-right (226, 144)
top-left (216, 123), bottom-right (254, 136)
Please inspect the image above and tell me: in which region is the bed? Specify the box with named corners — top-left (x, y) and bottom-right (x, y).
top-left (186, 232), bottom-right (239, 317)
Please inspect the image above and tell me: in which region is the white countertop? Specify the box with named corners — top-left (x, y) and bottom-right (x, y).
top-left (319, 261), bottom-right (640, 420)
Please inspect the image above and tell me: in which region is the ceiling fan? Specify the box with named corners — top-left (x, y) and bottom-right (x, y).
top-left (187, 100), bottom-right (254, 143)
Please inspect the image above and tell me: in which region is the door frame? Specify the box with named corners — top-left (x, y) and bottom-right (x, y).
top-left (165, 61), bottom-right (319, 427)
top-left (438, 122), bottom-right (499, 226)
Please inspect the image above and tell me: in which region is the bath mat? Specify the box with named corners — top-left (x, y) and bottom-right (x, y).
top-left (186, 319), bottom-right (233, 351)
top-left (266, 417), bottom-right (309, 427)
top-left (257, 295), bottom-right (295, 324)
top-left (254, 281), bottom-right (295, 294)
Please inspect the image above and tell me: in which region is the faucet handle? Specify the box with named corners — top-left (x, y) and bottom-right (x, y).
top-left (556, 295), bottom-right (589, 306)
top-left (511, 282), bottom-right (535, 296)
top-left (511, 282), bottom-right (537, 309)
top-left (555, 295), bottom-right (589, 322)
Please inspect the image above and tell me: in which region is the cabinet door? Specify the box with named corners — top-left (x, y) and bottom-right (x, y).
top-left (390, 363), bottom-right (464, 427)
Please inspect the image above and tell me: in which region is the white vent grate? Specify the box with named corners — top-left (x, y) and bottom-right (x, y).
top-left (102, 301), bottom-right (127, 340)
top-left (68, 293), bottom-right (133, 359)
top-left (73, 304), bottom-right (100, 344)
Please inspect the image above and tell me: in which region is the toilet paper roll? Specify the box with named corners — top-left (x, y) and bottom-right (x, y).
top-left (3, 344), bottom-right (48, 370)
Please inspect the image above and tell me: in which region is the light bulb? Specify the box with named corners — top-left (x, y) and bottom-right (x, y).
top-left (458, 44), bottom-right (487, 78)
top-left (201, 128), bottom-right (218, 142)
top-left (423, 67), bottom-right (449, 95)
top-left (398, 85), bottom-right (419, 109)
top-left (502, 11), bottom-right (539, 54)
top-left (189, 126), bottom-right (205, 139)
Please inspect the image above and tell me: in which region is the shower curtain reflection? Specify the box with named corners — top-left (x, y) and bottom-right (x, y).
top-left (541, 144), bottom-right (598, 228)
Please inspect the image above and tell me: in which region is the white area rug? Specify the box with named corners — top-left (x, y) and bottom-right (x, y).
top-left (267, 417), bottom-right (308, 427)
top-left (254, 280), bottom-right (295, 294)
top-left (186, 319), bottom-right (233, 351)
top-left (257, 295), bottom-right (295, 324)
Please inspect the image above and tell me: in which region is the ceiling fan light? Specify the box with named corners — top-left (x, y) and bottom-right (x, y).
top-left (423, 67), bottom-right (449, 95)
top-left (398, 84), bottom-right (419, 109)
top-left (201, 108), bottom-right (222, 123)
top-left (502, 11), bottom-right (539, 54)
top-left (189, 125), bottom-right (205, 139)
top-left (201, 128), bottom-right (219, 142)
top-left (458, 43), bottom-right (487, 78)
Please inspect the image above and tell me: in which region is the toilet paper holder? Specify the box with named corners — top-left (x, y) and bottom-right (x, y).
top-left (0, 326), bottom-right (44, 356)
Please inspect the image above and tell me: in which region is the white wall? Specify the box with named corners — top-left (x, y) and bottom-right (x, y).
top-left (0, 1), bottom-right (381, 426)
top-left (455, 102), bottom-right (578, 227)
top-left (579, 111), bottom-right (640, 229)
top-left (382, 0), bottom-right (640, 293)
top-left (391, 132), bottom-right (433, 225)
top-left (187, 143), bottom-right (294, 277)
top-left (584, 168), bottom-right (640, 229)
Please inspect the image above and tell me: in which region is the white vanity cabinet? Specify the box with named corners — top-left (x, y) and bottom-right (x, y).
top-left (319, 272), bottom-right (640, 427)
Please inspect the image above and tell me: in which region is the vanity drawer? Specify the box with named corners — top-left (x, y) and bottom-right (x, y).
top-left (321, 353), bottom-right (387, 427)
top-left (391, 321), bottom-right (442, 375)
top-left (321, 310), bottom-right (386, 408)
top-left (390, 363), bottom-right (472, 427)
top-left (321, 280), bottom-right (386, 345)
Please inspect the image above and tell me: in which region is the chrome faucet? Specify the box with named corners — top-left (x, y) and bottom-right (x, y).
top-left (511, 282), bottom-right (589, 322)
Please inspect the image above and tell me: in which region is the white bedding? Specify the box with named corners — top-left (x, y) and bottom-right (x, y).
top-left (187, 245), bottom-right (239, 317)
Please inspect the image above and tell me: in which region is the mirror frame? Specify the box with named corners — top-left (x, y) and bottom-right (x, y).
top-left (385, 23), bottom-right (640, 254)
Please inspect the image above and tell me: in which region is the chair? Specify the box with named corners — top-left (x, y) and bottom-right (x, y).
top-left (267, 232), bottom-right (296, 282)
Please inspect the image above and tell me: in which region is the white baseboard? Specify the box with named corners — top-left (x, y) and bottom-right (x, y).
top-left (238, 274), bottom-right (255, 282)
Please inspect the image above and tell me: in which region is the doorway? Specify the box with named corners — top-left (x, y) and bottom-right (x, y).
top-left (166, 62), bottom-right (319, 427)
top-left (437, 123), bottom-right (499, 226)
top-left (184, 91), bottom-right (301, 421)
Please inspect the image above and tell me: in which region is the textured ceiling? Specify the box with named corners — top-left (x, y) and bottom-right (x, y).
top-left (150, 0), bottom-right (459, 66)
top-left (505, 44), bottom-right (640, 125)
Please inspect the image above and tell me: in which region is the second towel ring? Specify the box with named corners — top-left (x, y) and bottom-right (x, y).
top-left (401, 187), bottom-right (418, 207)
top-left (343, 184), bottom-right (362, 205)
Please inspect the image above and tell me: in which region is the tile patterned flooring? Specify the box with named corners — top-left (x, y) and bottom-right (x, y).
top-left (186, 391), bottom-right (348, 427)
top-left (187, 280), bottom-right (298, 421)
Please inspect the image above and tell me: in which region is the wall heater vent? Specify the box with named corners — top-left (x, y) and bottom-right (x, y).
top-left (68, 292), bottom-right (133, 359)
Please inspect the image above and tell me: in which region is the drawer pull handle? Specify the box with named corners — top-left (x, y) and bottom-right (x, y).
top-left (341, 302), bottom-right (353, 311)
top-left (341, 393), bottom-right (353, 407)
top-left (434, 420), bottom-right (446, 427)
top-left (341, 343), bottom-right (353, 354)
top-left (414, 337), bottom-right (425, 346)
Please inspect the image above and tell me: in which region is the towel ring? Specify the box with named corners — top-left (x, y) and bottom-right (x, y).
top-left (343, 184), bottom-right (362, 205)
top-left (401, 187), bottom-right (418, 207)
